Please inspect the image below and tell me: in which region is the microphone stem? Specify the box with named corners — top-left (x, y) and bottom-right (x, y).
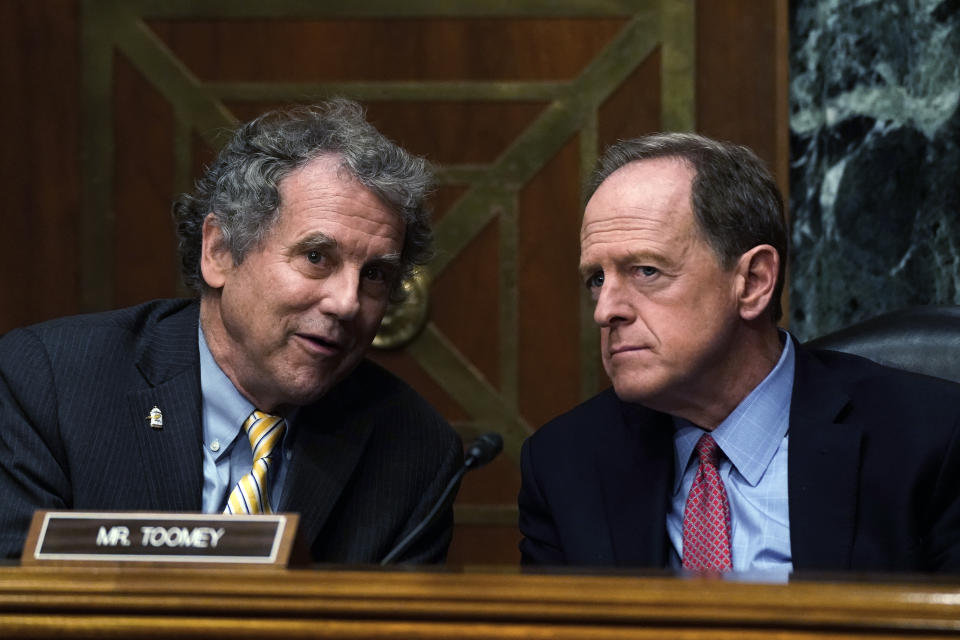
top-left (379, 464), bottom-right (467, 566)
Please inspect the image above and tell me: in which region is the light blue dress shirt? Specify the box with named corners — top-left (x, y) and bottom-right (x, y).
top-left (198, 327), bottom-right (293, 513)
top-left (666, 332), bottom-right (795, 574)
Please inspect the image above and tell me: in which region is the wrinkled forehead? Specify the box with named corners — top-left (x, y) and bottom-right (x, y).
top-left (581, 158), bottom-right (697, 239)
top-left (274, 156), bottom-right (406, 241)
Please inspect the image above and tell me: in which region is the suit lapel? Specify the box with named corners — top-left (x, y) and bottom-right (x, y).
top-left (128, 301), bottom-right (204, 511)
top-left (788, 343), bottom-right (862, 570)
top-left (278, 377), bottom-right (376, 550)
top-left (597, 399), bottom-right (673, 567)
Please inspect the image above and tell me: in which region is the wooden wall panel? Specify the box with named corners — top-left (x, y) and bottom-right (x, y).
top-left (1, 1), bottom-right (785, 567)
top-left (517, 137), bottom-right (583, 427)
top-left (696, 0), bottom-right (789, 192)
top-left (430, 218), bottom-right (502, 387)
top-left (149, 18), bottom-right (627, 82)
top-left (0, 0), bottom-right (81, 332)
top-left (113, 54), bottom-right (178, 307)
top-left (599, 49), bottom-right (663, 156)
top-left (368, 349), bottom-right (471, 423)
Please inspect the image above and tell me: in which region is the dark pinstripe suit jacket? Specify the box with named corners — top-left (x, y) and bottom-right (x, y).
top-left (0, 299), bottom-right (462, 563)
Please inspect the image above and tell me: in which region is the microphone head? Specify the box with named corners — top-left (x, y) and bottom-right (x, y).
top-left (464, 432), bottom-right (503, 469)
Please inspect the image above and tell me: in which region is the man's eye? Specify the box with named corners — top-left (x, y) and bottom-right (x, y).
top-left (638, 266), bottom-right (659, 277)
top-left (586, 271), bottom-right (604, 289)
top-left (306, 250), bottom-right (323, 264)
top-left (362, 266), bottom-right (386, 282)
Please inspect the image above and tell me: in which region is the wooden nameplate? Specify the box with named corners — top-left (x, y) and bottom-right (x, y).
top-left (22, 511), bottom-right (303, 568)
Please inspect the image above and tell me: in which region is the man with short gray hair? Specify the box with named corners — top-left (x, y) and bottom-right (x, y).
top-left (519, 132), bottom-right (960, 574)
top-left (0, 99), bottom-right (461, 562)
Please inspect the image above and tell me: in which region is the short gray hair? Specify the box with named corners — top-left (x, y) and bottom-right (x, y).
top-left (589, 133), bottom-right (788, 322)
top-left (173, 98), bottom-right (433, 302)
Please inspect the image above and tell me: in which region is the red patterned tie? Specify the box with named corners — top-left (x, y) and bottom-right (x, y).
top-left (681, 434), bottom-right (733, 571)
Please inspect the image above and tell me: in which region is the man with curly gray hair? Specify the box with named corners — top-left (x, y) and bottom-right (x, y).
top-left (0, 100), bottom-right (462, 563)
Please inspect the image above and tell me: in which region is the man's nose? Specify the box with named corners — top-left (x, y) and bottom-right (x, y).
top-left (320, 268), bottom-right (362, 320)
top-left (593, 276), bottom-right (632, 328)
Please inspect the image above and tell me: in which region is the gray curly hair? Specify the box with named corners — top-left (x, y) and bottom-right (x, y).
top-left (173, 98), bottom-right (433, 302)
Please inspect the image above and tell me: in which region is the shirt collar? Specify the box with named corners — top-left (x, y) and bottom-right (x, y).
top-left (199, 326), bottom-right (254, 461)
top-left (672, 330), bottom-right (795, 492)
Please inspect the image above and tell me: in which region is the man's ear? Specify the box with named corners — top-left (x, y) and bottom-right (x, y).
top-left (199, 214), bottom-right (232, 289)
top-left (735, 244), bottom-right (779, 321)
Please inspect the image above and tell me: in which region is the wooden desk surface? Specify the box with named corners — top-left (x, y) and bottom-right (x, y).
top-left (1, 564), bottom-right (959, 638)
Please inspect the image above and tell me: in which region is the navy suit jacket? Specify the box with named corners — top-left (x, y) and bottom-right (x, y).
top-left (0, 299), bottom-right (462, 563)
top-left (519, 343), bottom-right (960, 572)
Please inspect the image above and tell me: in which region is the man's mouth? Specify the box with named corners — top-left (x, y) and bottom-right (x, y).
top-left (609, 345), bottom-right (649, 356)
top-left (296, 333), bottom-right (344, 353)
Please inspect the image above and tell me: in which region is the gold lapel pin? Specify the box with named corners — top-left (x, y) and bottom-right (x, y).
top-left (147, 406), bottom-right (163, 430)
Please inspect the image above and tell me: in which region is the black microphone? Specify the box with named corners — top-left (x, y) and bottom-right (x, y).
top-left (464, 432), bottom-right (503, 469)
top-left (380, 432), bottom-right (503, 565)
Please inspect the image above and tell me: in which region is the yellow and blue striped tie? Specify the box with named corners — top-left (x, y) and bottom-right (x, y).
top-left (223, 411), bottom-right (286, 515)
